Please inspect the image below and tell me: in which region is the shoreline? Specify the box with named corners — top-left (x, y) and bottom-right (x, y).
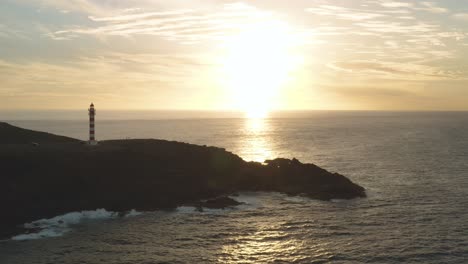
top-left (0, 122), bottom-right (366, 239)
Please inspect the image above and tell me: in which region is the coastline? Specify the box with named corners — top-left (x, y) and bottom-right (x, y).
top-left (0, 122), bottom-right (366, 239)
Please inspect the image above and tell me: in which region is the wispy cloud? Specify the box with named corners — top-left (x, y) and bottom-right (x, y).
top-left (416, 2), bottom-right (448, 14)
top-left (453, 13), bottom-right (468, 21)
top-left (379, 1), bottom-right (413, 8)
top-left (327, 60), bottom-right (463, 81)
top-left (303, 0), bottom-right (467, 83)
top-left (50, 3), bottom-right (275, 44)
top-left (16, 0), bottom-right (113, 16)
top-left (376, 0), bottom-right (447, 13)
top-left (305, 5), bottom-right (386, 21)
top-left (2, 0), bottom-right (468, 110)
top-left (0, 24), bottom-right (28, 39)
top-left (0, 51), bottom-right (219, 109)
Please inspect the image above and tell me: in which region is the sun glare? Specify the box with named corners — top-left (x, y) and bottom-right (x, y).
top-left (222, 21), bottom-right (298, 118)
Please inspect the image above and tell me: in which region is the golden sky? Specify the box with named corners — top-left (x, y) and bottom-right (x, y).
top-left (1, 0), bottom-right (468, 113)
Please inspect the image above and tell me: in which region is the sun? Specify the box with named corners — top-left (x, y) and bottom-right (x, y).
top-left (221, 21), bottom-right (298, 118)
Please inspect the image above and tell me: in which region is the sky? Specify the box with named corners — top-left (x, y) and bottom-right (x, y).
top-left (1, 0), bottom-right (468, 112)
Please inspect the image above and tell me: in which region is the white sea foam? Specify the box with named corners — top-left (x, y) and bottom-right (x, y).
top-left (283, 196), bottom-right (311, 203)
top-left (125, 209), bottom-right (143, 217)
top-left (12, 228), bottom-right (66, 241)
top-left (330, 199), bottom-right (347, 203)
top-left (176, 206), bottom-right (197, 213)
top-left (12, 209), bottom-right (143, 241)
top-left (231, 192), bottom-right (274, 210)
top-left (230, 193), bottom-right (260, 206)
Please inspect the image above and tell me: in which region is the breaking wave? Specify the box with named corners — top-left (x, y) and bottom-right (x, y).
top-left (12, 209), bottom-right (142, 241)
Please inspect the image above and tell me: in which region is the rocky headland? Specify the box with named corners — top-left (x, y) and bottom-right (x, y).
top-left (0, 122), bottom-right (366, 238)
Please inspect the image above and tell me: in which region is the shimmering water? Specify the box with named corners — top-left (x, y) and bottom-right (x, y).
top-left (1, 111), bottom-right (468, 263)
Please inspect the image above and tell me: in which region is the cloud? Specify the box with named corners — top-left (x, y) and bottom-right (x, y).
top-left (416, 2), bottom-right (448, 14)
top-left (331, 86), bottom-right (418, 98)
top-left (354, 21), bottom-right (438, 33)
top-left (88, 9), bottom-right (195, 23)
top-left (15, 0), bottom-right (108, 16)
top-left (327, 60), bottom-right (462, 81)
top-left (50, 3), bottom-right (276, 44)
top-left (379, 1), bottom-right (413, 8)
top-left (305, 5), bottom-right (386, 21)
top-left (453, 13), bottom-right (468, 21)
top-left (0, 50), bottom-right (227, 109)
top-left (377, 0), bottom-right (447, 13)
top-left (0, 52), bottom-right (213, 84)
top-left (303, 0), bottom-right (467, 65)
top-left (325, 83), bottom-right (468, 111)
top-left (0, 24), bottom-right (28, 39)
top-left (324, 85), bottom-right (435, 110)
top-left (3, 0), bottom-right (468, 111)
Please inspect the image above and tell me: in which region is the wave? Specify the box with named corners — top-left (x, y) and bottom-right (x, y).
top-left (12, 208), bottom-right (142, 241)
top-left (230, 193), bottom-right (262, 207)
top-left (176, 206), bottom-right (199, 213)
top-left (125, 209), bottom-right (143, 217)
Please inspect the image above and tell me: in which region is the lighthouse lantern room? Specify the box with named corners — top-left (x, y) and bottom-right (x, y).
top-left (88, 103), bottom-right (98, 145)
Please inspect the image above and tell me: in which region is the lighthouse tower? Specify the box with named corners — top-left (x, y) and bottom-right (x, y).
top-left (88, 103), bottom-right (98, 145)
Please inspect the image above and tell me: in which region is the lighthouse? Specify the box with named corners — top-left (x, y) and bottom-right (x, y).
top-left (88, 103), bottom-right (98, 145)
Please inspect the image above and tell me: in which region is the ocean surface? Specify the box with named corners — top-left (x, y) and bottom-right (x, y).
top-left (1, 111), bottom-right (468, 263)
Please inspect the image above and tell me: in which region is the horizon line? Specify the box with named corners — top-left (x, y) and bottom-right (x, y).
top-left (1, 109), bottom-right (468, 112)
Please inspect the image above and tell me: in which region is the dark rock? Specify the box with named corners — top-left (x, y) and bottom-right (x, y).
top-left (0, 122), bottom-right (80, 144)
top-left (187, 196), bottom-right (243, 210)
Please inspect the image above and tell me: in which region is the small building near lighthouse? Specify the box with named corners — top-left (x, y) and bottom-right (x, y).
top-left (88, 103), bottom-right (98, 145)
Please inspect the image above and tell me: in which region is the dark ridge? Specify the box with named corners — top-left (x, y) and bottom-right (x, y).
top-left (0, 122), bottom-right (366, 239)
top-left (0, 122), bottom-right (80, 144)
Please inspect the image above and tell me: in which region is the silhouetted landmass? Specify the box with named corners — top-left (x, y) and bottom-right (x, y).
top-left (0, 122), bottom-right (366, 238)
top-left (0, 122), bottom-right (80, 144)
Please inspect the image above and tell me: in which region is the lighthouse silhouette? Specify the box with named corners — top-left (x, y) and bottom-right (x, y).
top-left (88, 103), bottom-right (98, 145)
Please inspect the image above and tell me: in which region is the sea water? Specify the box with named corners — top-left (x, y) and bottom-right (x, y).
top-left (1, 111), bottom-right (467, 263)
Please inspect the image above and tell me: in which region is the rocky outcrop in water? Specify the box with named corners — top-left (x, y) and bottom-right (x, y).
top-left (0, 122), bottom-right (366, 238)
top-left (186, 197), bottom-right (244, 211)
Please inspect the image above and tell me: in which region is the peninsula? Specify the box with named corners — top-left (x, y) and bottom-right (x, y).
top-left (0, 122), bottom-right (366, 238)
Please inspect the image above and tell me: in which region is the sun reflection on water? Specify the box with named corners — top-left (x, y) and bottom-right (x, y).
top-left (218, 230), bottom-right (304, 263)
top-left (239, 117), bottom-right (273, 163)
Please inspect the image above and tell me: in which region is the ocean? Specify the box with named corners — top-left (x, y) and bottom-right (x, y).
top-left (1, 111), bottom-right (467, 263)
